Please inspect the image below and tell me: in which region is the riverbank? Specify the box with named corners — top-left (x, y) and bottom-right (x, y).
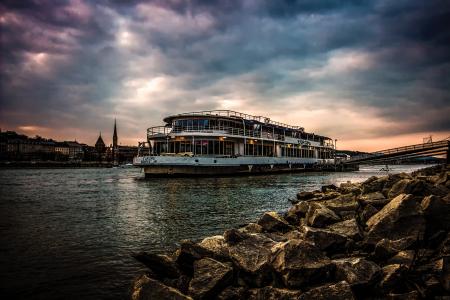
top-left (0, 161), bottom-right (114, 168)
top-left (130, 164), bottom-right (449, 299)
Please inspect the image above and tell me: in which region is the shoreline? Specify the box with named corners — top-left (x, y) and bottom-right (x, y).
top-left (130, 164), bottom-right (450, 299)
top-left (0, 161), bottom-right (115, 169)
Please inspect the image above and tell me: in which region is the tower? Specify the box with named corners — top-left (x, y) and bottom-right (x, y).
top-left (95, 132), bottom-right (106, 161)
top-left (112, 119), bottom-right (118, 164)
top-left (113, 118), bottom-right (118, 149)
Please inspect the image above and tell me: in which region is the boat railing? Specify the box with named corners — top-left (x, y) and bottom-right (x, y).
top-left (148, 125), bottom-right (285, 141)
top-left (147, 126), bottom-right (172, 136)
top-left (165, 110), bottom-right (305, 131)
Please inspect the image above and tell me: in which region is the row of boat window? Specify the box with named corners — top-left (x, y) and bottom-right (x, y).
top-left (151, 140), bottom-right (333, 159)
top-left (171, 118), bottom-right (324, 142)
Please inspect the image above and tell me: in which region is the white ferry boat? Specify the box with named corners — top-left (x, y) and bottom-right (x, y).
top-left (134, 110), bottom-right (336, 176)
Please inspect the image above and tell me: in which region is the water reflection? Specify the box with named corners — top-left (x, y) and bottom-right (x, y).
top-left (0, 165), bottom-right (431, 299)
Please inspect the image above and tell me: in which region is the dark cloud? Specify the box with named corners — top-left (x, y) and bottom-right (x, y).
top-left (0, 0), bottom-right (449, 147)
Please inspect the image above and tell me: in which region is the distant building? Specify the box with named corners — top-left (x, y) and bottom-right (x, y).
top-left (65, 141), bottom-right (84, 160)
top-left (0, 131), bottom-right (56, 161)
top-left (55, 142), bottom-right (70, 156)
top-left (95, 133), bottom-right (106, 153)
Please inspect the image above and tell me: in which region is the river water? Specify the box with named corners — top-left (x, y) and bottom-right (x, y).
top-left (0, 164), bottom-right (430, 299)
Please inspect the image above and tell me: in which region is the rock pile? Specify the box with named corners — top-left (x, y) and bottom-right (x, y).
top-left (130, 165), bottom-right (450, 299)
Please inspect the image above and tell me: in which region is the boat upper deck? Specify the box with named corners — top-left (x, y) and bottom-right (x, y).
top-left (149, 110), bottom-right (333, 147)
top-left (163, 110), bottom-right (304, 131)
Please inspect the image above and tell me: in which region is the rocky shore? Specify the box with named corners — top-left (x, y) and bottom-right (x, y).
top-left (130, 164), bottom-right (450, 299)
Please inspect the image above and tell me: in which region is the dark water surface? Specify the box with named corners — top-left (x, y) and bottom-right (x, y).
top-left (0, 165), bottom-right (430, 299)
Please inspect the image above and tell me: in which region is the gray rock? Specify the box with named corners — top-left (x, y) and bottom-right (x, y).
top-left (387, 250), bottom-right (415, 265)
top-left (133, 252), bottom-right (180, 279)
top-left (198, 235), bottom-right (230, 261)
top-left (321, 193), bottom-right (359, 214)
top-left (359, 191), bottom-right (389, 208)
top-left (338, 182), bottom-right (362, 195)
top-left (379, 264), bottom-right (407, 291)
top-left (322, 184), bottom-right (338, 193)
top-left (362, 176), bottom-right (388, 194)
top-left (327, 218), bottom-right (362, 241)
top-left (361, 204), bottom-right (379, 224)
top-left (333, 257), bottom-right (381, 287)
top-left (298, 281), bottom-right (355, 300)
top-left (257, 211), bottom-right (291, 232)
top-left (388, 179), bottom-right (411, 199)
top-left (373, 238), bottom-right (417, 260)
top-left (320, 191), bottom-right (342, 200)
top-left (382, 173), bottom-right (412, 196)
top-left (131, 274), bottom-right (193, 300)
top-left (188, 258), bottom-right (233, 299)
top-left (421, 195), bottom-right (450, 230)
top-left (247, 286), bottom-right (302, 300)
top-left (238, 223), bottom-right (263, 234)
top-left (215, 286), bottom-right (246, 300)
top-left (297, 191), bottom-right (315, 200)
top-left (306, 203), bottom-right (341, 228)
top-left (300, 225), bottom-right (348, 252)
top-left (365, 194), bottom-right (425, 247)
top-left (175, 240), bottom-right (222, 274)
top-left (271, 239), bottom-right (334, 288)
top-left (228, 233), bottom-right (276, 286)
top-left (285, 201), bottom-right (309, 225)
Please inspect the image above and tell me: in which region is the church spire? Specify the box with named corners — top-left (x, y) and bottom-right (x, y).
top-left (113, 118), bottom-right (118, 148)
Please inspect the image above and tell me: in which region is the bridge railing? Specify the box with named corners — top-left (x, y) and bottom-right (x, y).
top-left (347, 138), bottom-right (449, 162)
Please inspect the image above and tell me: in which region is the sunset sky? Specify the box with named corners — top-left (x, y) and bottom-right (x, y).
top-left (1, 0), bottom-right (449, 151)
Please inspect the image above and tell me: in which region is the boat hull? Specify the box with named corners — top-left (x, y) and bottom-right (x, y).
top-left (134, 156), bottom-right (337, 177)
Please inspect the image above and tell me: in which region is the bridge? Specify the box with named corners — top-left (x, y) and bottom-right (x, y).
top-left (343, 137), bottom-right (450, 165)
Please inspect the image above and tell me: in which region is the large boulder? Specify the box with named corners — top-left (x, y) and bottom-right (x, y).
top-left (322, 184), bottom-right (338, 193)
top-left (421, 195), bottom-right (450, 231)
top-left (131, 274), bottom-right (193, 300)
top-left (247, 286), bottom-right (302, 300)
top-left (333, 257), bottom-right (381, 288)
top-left (361, 204), bottom-right (379, 224)
top-left (197, 235), bottom-right (230, 261)
top-left (215, 286), bottom-right (246, 300)
top-left (133, 252), bottom-right (180, 279)
top-left (271, 239), bottom-right (334, 288)
top-left (238, 223), bottom-right (263, 234)
top-left (297, 191), bottom-right (316, 200)
top-left (300, 225), bottom-right (348, 252)
top-left (227, 232), bottom-right (276, 286)
top-left (338, 182), bottom-right (362, 195)
top-left (327, 218), bottom-right (362, 241)
top-left (362, 176), bottom-right (388, 194)
top-left (379, 264), bottom-right (408, 292)
top-left (365, 194), bottom-right (425, 248)
top-left (306, 203), bottom-right (341, 228)
top-left (285, 201), bottom-right (309, 225)
top-left (373, 238), bottom-right (417, 260)
top-left (387, 250), bottom-right (415, 265)
top-left (320, 193), bottom-right (359, 215)
top-left (257, 211), bottom-right (291, 232)
top-left (188, 258), bottom-right (233, 299)
top-left (388, 179), bottom-right (411, 199)
top-left (175, 240), bottom-right (221, 274)
top-left (359, 192), bottom-right (389, 208)
top-left (382, 173), bottom-right (412, 196)
top-left (298, 281), bottom-right (355, 300)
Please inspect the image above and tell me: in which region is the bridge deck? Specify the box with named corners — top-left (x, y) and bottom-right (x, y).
top-left (344, 138), bottom-right (450, 165)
